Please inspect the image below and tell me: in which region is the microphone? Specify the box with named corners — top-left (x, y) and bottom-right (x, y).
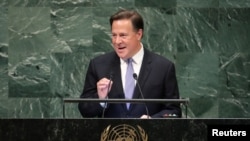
top-left (133, 73), bottom-right (149, 119)
top-left (101, 72), bottom-right (113, 118)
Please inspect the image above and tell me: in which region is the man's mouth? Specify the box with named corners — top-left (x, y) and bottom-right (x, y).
top-left (118, 46), bottom-right (126, 50)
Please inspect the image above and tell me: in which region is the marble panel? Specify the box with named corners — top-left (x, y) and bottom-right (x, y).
top-left (176, 53), bottom-right (219, 98)
top-left (219, 98), bottom-right (250, 118)
top-left (135, 0), bottom-right (176, 8)
top-left (219, 53), bottom-right (250, 98)
top-left (219, 0), bottom-right (250, 8)
top-left (8, 54), bottom-right (52, 98)
top-left (92, 7), bottom-right (117, 53)
top-left (177, 0), bottom-right (219, 8)
top-left (218, 8), bottom-right (250, 53)
top-left (63, 103), bottom-right (83, 118)
top-left (51, 0), bottom-right (92, 7)
top-left (8, 7), bottom-right (52, 65)
top-left (138, 7), bottom-right (177, 54)
top-left (0, 56), bottom-right (8, 99)
top-left (0, 7), bottom-right (8, 99)
top-left (0, 7), bottom-right (9, 118)
top-left (6, 98), bottom-right (63, 118)
top-left (50, 6), bottom-right (93, 52)
top-left (0, 0), bottom-right (7, 7)
top-left (0, 99), bottom-right (9, 118)
top-left (0, 8), bottom-right (8, 43)
top-left (187, 97), bottom-right (219, 118)
top-left (176, 7), bottom-right (219, 53)
top-left (8, 0), bottom-right (50, 6)
top-left (49, 52), bottom-right (87, 98)
top-left (93, 0), bottom-right (134, 7)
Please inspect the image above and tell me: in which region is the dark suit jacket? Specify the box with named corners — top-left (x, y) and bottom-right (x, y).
top-left (78, 48), bottom-right (181, 118)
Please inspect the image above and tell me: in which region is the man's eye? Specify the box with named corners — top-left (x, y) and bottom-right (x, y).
top-left (120, 34), bottom-right (127, 37)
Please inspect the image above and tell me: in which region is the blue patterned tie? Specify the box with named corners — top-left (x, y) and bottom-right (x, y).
top-left (125, 58), bottom-right (135, 109)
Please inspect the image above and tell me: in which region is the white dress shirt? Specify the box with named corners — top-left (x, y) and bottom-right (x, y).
top-left (120, 43), bottom-right (144, 91)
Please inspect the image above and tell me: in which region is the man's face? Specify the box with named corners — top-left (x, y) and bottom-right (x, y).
top-left (111, 19), bottom-right (142, 60)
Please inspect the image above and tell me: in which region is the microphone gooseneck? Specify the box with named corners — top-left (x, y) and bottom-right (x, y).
top-left (101, 72), bottom-right (113, 118)
top-left (133, 73), bottom-right (150, 119)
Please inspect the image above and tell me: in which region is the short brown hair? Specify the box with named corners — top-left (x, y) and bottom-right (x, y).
top-left (109, 9), bottom-right (144, 32)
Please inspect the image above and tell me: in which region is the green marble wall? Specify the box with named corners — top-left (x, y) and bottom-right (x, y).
top-left (0, 0), bottom-right (249, 118)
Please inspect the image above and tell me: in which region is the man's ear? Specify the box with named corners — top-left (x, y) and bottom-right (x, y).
top-left (137, 29), bottom-right (143, 40)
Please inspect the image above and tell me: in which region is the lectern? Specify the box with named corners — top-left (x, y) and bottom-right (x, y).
top-left (62, 98), bottom-right (189, 118)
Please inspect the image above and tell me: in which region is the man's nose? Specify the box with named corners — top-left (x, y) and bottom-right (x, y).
top-left (113, 36), bottom-right (122, 44)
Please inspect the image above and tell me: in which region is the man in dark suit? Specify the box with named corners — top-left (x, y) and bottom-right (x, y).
top-left (78, 9), bottom-right (181, 118)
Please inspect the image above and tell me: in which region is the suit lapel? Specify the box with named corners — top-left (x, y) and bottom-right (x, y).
top-left (129, 49), bottom-right (152, 111)
top-left (106, 54), bottom-right (121, 98)
top-left (131, 49), bottom-right (153, 100)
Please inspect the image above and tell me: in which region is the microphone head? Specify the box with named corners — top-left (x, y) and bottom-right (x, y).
top-left (109, 71), bottom-right (113, 80)
top-left (133, 73), bottom-right (138, 80)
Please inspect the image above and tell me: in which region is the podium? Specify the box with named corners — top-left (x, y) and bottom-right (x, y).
top-left (2, 98), bottom-right (248, 140)
top-left (63, 98), bottom-right (190, 118)
top-left (1, 118), bottom-right (250, 141)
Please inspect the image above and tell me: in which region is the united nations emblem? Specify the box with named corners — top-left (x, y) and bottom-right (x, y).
top-left (100, 124), bottom-right (148, 141)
